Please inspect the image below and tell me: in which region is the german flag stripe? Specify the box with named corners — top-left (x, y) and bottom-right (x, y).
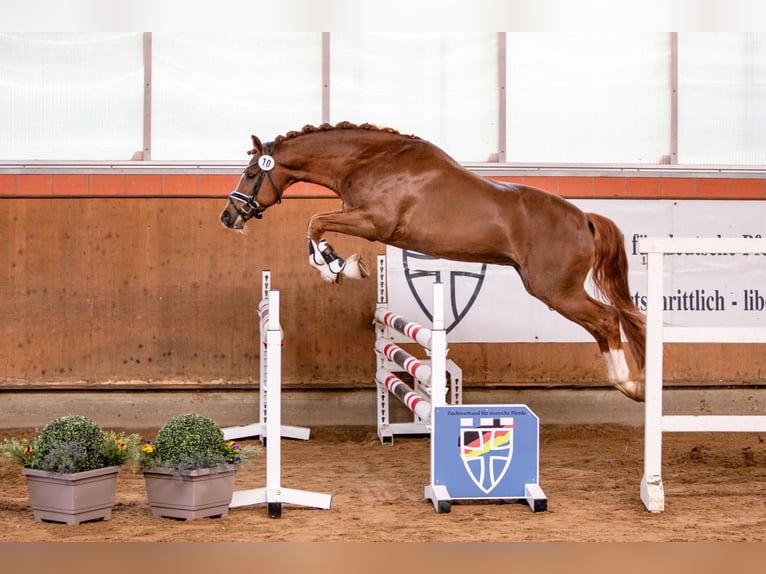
top-left (461, 430), bottom-right (512, 459)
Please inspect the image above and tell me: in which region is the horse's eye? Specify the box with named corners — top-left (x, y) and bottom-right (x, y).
top-left (246, 173), bottom-right (256, 180)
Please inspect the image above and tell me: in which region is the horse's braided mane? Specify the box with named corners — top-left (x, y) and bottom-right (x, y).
top-left (273, 121), bottom-right (420, 144)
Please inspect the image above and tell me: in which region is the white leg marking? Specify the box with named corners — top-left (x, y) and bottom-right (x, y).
top-left (603, 348), bottom-right (644, 401)
top-left (602, 351), bottom-right (617, 383)
top-left (602, 349), bottom-right (630, 383)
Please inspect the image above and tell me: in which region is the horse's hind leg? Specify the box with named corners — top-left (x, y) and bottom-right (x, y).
top-left (542, 289), bottom-right (644, 401)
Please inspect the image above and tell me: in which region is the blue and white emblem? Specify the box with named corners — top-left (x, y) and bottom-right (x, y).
top-left (458, 417), bottom-right (514, 494)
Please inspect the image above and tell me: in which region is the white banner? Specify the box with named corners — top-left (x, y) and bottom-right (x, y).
top-left (385, 199), bottom-right (766, 342)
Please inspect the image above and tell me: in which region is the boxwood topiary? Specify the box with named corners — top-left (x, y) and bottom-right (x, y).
top-left (33, 415), bottom-right (111, 473)
top-left (1, 415), bottom-right (138, 473)
top-left (149, 413), bottom-right (231, 473)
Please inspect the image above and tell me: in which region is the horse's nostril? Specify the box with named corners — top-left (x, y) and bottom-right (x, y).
top-left (221, 211), bottom-right (230, 226)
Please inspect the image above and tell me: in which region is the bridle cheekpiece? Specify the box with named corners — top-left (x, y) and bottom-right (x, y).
top-left (228, 141), bottom-right (281, 220)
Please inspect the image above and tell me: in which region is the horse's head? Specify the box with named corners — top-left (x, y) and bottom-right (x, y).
top-left (220, 135), bottom-right (283, 230)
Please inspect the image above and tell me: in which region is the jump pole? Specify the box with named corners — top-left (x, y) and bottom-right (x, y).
top-left (228, 287), bottom-right (332, 517)
top-left (222, 270), bottom-right (310, 443)
top-left (374, 255), bottom-right (462, 444)
top-left (639, 237), bottom-right (766, 512)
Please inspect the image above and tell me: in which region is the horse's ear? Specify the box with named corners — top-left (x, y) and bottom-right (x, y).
top-left (250, 135), bottom-right (263, 154)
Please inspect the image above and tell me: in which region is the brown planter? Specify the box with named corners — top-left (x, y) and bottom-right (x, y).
top-left (21, 466), bottom-right (121, 525)
top-left (143, 466), bottom-right (236, 520)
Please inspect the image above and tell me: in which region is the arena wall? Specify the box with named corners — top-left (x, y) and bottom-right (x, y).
top-left (2, 172), bottom-right (766, 394)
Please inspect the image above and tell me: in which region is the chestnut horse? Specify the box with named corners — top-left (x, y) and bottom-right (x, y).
top-left (220, 122), bottom-right (646, 401)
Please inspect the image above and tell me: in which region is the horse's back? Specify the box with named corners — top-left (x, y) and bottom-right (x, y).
top-left (385, 173), bottom-right (592, 266)
top-left (343, 136), bottom-right (594, 265)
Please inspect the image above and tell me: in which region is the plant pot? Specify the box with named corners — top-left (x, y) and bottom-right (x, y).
top-left (21, 466), bottom-right (121, 525)
top-left (143, 466), bottom-right (237, 520)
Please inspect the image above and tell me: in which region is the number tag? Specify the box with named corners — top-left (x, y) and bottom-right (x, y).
top-left (258, 155), bottom-right (275, 171)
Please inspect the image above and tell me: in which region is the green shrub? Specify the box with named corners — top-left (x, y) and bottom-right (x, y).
top-left (34, 415), bottom-right (106, 472)
top-left (141, 413), bottom-right (259, 474)
top-left (0, 415), bottom-right (139, 473)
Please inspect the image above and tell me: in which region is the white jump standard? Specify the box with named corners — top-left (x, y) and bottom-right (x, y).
top-left (374, 255), bottom-right (463, 444)
top-left (376, 275), bottom-right (452, 511)
top-left (226, 278), bottom-right (332, 518)
top-left (222, 271), bottom-right (310, 444)
top-left (374, 255), bottom-right (546, 513)
top-left (639, 237), bottom-right (766, 513)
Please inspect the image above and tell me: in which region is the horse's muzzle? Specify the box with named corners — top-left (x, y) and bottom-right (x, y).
top-left (220, 209), bottom-right (245, 229)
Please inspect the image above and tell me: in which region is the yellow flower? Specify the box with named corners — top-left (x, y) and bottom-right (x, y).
top-left (226, 440), bottom-right (241, 453)
top-left (141, 443), bottom-right (154, 454)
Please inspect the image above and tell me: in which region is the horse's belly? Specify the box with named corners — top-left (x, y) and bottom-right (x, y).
top-left (388, 224), bottom-right (516, 266)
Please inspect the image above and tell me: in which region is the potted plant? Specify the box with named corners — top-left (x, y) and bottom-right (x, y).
top-left (140, 413), bottom-right (259, 520)
top-left (0, 414), bottom-right (139, 525)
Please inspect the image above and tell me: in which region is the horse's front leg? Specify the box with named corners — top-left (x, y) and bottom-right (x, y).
top-left (308, 238), bottom-right (369, 283)
top-left (307, 210), bottom-right (378, 283)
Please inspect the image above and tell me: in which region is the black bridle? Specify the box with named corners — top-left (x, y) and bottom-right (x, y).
top-left (227, 141), bottom-right (282, 220)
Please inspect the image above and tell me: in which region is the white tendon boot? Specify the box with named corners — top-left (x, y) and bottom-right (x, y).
top-left (308, 239), bottom-right (370, 283)
top-left (308, 239), bottom-right (343, 283)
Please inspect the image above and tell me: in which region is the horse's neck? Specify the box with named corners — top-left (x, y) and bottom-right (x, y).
top-left (279, 133), bottom-right (394, 193)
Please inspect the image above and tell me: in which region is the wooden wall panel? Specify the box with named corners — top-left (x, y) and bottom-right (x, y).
top-left (2, 196), bottom-right (766, 390)
top-left (1, 197), bottom-right (380, 387)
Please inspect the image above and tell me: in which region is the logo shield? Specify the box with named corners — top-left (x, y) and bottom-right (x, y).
top-left (402, 250), bottom-right (487, 334)
top-left (459, 417), bottom-right (514, 494)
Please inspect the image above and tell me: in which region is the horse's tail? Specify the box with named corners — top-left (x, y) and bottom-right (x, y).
top-left (587, 212), bottom-right (646, 369)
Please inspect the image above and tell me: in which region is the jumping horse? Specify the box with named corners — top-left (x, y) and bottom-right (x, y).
top-left (220, 122), bottom-right (646, 401)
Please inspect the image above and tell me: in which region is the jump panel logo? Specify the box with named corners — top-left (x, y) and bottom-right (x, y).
top-left (402, 250), bottom-right (487, 333)
top-left (459, 417), bottom-right (514, 494)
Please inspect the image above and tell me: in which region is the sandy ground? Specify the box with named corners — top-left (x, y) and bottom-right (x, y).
top-left (1, 424), bottom-right (766, 543)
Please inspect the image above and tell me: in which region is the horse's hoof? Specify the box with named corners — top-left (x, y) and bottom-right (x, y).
top-left (615, 380), bottom-right (645, 402)
top-left (341, 254), bottom-right (369, 280)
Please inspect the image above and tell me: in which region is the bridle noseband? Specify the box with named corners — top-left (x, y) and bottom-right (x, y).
top-left (228, 141), bottom-right (282, 220)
